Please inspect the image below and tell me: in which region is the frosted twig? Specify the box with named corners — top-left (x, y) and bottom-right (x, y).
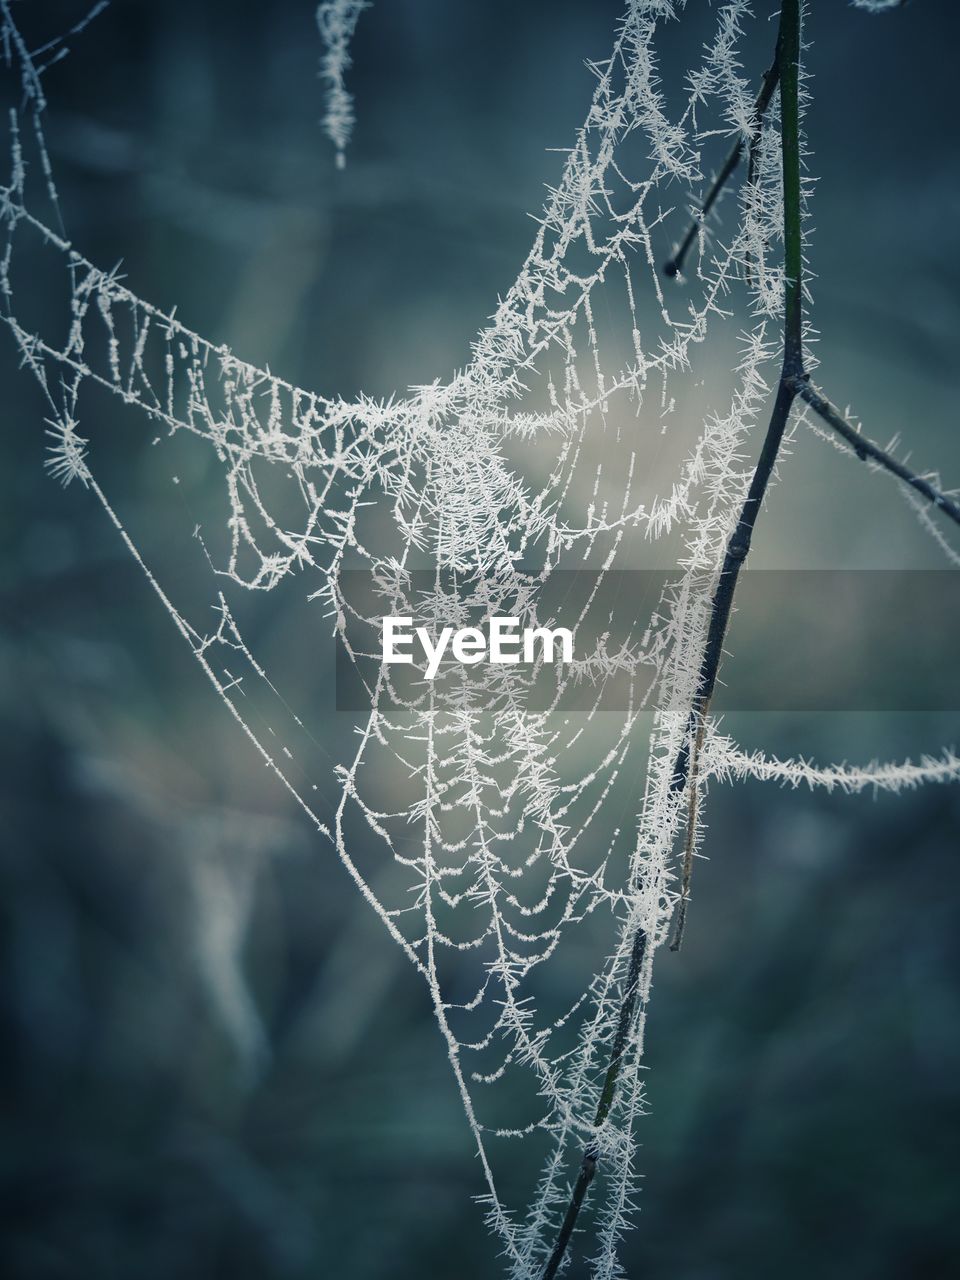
top-left (541, 927), bottom-right (647, 1280)
top-left (664, 50), bottom-right (781, 279)
top-left (706, 741), bottom-right (960, 794)
top-left (791, 377), bottom-right (960, 530)
top-left (541, 5), bottom-right (804, 1273)
top-left (317, 0), bottom-right (369, 169)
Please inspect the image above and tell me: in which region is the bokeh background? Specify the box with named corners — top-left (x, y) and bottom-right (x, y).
top-left (2, 1), bottom-right (959, 1277)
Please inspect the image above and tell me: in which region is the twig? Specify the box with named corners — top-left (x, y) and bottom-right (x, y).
top-left (671, 375), bottom-right (798, 793)
top-left (790, 376), bottom-right (960, 529)
top-left (672, 0), bottom-right (803, 799)
top-left (540, 6), bottom-right (803, 1274)
top-left (664, 53), bottom-right (781, 279)
top-left (669, 712), bottom-right (706, 953)
top-left (541, 928), bottom-right (648, 1280)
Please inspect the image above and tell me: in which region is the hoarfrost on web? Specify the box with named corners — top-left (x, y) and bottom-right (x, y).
top-left (1, 1), bottom-right (955, 1276)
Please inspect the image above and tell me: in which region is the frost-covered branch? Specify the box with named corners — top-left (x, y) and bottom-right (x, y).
top-left (316, 0), bottom-right (369, 169)
top-left (541, 2), bottom-right (805, 1271)
top-left (541, 928), bottom-right (647, 1280)
top-left (672, 0), bottom-right (803, 831)
top-left (706, 740), bottom-right (960, 795)
top-left (792, 377), bottom-right (960, 530)
top-left (664, 52), bottom-right (781, 279)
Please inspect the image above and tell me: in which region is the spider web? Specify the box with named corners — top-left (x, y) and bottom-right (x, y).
top-left (2, 2), bottom-right (957, 1276)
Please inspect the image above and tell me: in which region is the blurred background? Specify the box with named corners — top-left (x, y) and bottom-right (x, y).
top-left (1, 1), bottom-right (959, 1277)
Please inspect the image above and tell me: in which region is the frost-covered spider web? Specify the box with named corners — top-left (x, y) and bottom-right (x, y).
top-left (2, 1), bottom-right (958, 1276)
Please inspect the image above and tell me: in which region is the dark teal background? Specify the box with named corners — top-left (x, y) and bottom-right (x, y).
top-left (1, 3), bottom-right (959, 1278)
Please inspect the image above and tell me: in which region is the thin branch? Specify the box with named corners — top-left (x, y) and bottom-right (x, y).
top-left (664, 54), bottom-right (781, 279)
top-left (672, 0), bottom-right (803, 798)
top-left (541, 928), bottom-right (648, 1280)
top-left (791, 376), bottom-right (960, 529)
top-left (540, 6), bottom-right (803, 1274)
top-left (669, 713), bottom-right (706, 953)
top-left (671, 375), bottom-right (798, 794)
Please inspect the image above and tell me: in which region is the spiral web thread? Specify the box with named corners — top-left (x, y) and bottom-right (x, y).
top-left (2, 2), bottom-right (957, 1275)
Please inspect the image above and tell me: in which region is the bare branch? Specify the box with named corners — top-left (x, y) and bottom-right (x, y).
top-left (792, 377), bottom-right (960, 529)
top-left (542, 5), bottom-right (804, 1273)
top-left (541, 928), bottom-right (648, 1280)
top-left (664, 54), bottom-right (781, 279)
